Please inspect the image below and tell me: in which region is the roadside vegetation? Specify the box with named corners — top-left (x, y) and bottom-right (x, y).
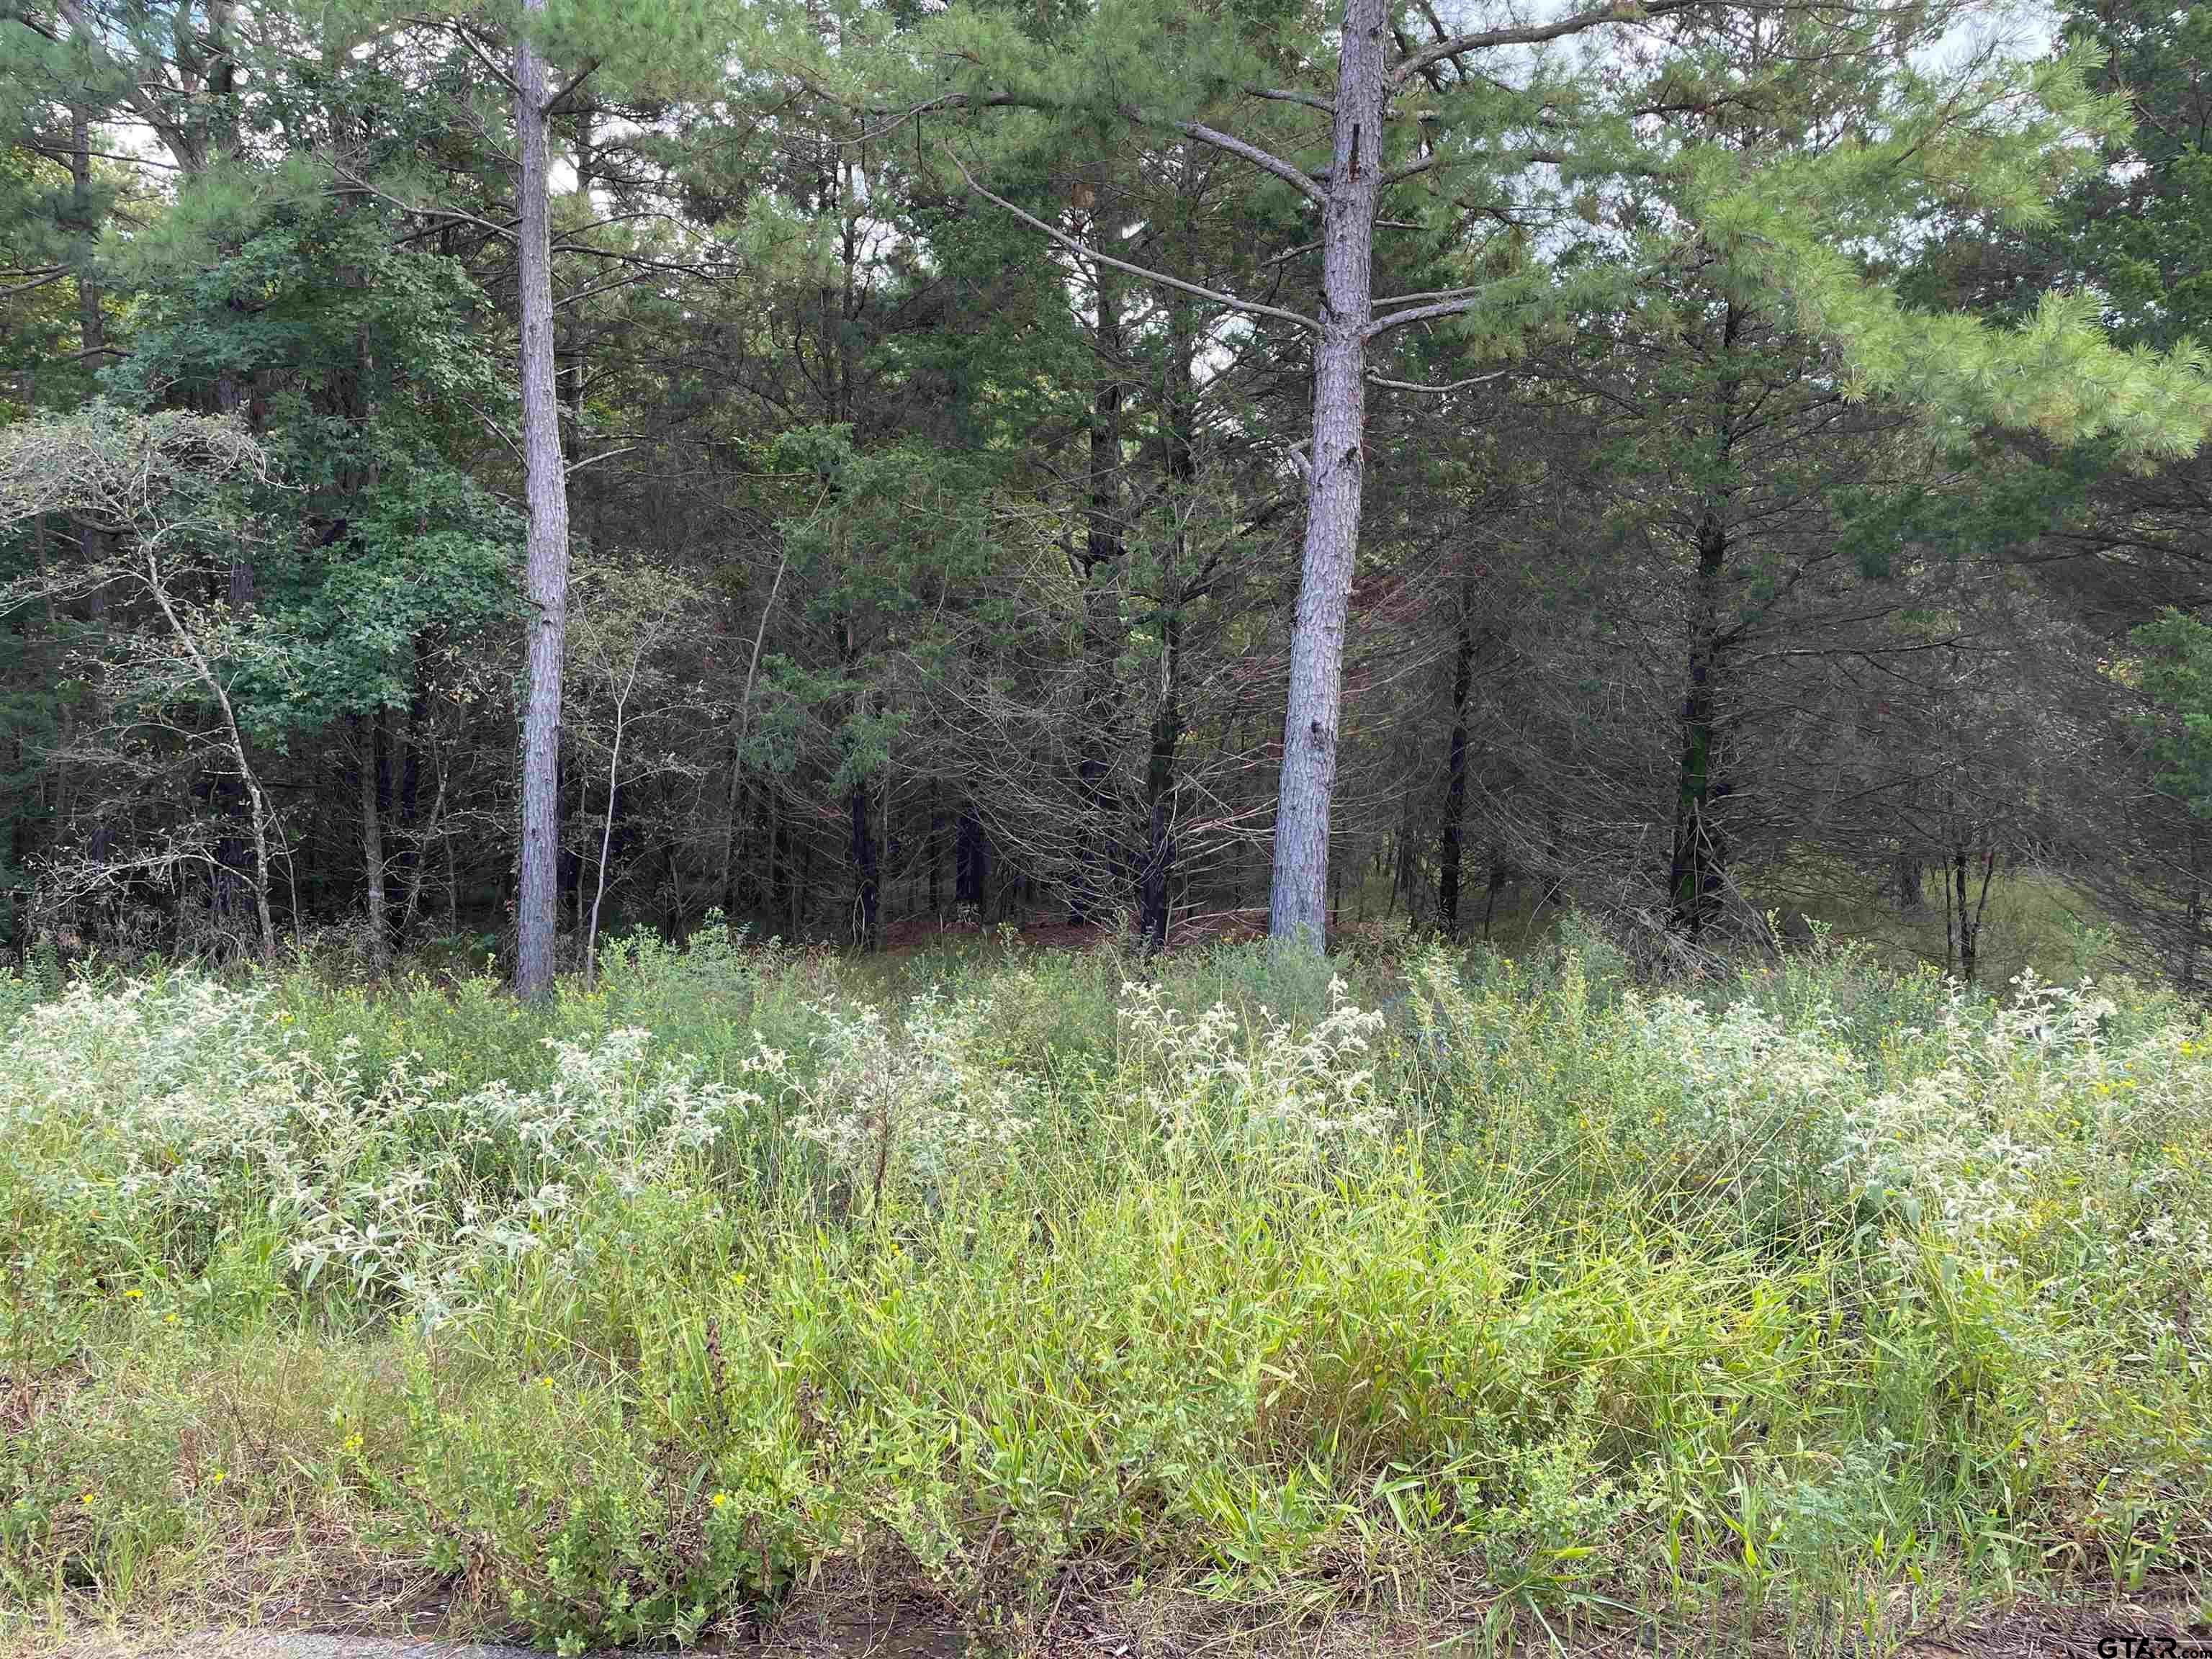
top-left (3, 921), bottom-right (2208, 1654)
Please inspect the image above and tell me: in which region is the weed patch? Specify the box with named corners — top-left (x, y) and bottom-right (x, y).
top-left (2, 933), bottom-right (2208, 1650)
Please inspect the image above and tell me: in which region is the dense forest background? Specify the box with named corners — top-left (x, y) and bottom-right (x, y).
top-left (0, 0), bottom-right (2209, 989)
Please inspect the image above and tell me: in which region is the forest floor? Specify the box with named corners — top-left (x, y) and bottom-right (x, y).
top-left (19, 1583), bottom-right (2212, 1659)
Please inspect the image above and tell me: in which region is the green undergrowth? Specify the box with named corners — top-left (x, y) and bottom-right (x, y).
top-left (1748, 857), bottom-right (2131, 991)
top-left (2, 921), bottom-right (2208, 1653)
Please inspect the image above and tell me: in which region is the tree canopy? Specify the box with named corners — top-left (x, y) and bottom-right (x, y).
top-left (0, 0), bottom-right (2206, 985)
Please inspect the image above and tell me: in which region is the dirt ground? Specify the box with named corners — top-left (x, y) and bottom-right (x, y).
top-left (20, 1583), bottom-right (2211, 1659)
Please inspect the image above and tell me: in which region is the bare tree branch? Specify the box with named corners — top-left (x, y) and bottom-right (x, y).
top-left (1391, 0), bottom-right (1714, 86)
top-left (947, 149), bottom-right (1321, 334)
top-left (1366, 369), bottom-right (1512, 393)
top-left (1246, 86), bottom-right (1336, 114)
top-left (544, 57), bottom-right (603, 117)
top-left (1154, 112), bottom-right (1328, 205)
top-left (1366, 292), bottom-right (1493, 338)
top-left (447, 21), bottom-right (525, 100)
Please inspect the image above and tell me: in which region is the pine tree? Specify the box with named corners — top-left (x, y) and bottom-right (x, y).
top-left (910, 0), bottom-right (2212, 945)
top-left (333, 0), bottom-right (736, 992)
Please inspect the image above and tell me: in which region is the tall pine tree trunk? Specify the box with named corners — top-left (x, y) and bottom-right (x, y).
top-left (357, 712), bottom-right (389, 974)
top-left (512, 3), bottom-right (571, 998)
top-left (1668, 503), bottom-right (1730, 936)
top-left (1667, 303), bottom-right (1738, 939)
top-left (1270, 0), bottom-right (1386, 945)
top-left (400, 739), bottom-right (447, 940)
top-left (68, 105), bottom-right (104, 409)
top-left (1139, 299), bottom-right (1198, 956)
top-left (2185, 831), bottom-right (2207, 998)
top-left (850, 781), bottom-right (879, 950)
top-left (2187, 884), bottom-right (2203, 997)
top-left (1893, 840), bottom-right (1923, 913)
top-left (1141, 611), bottom-right (1183, 956)
top-left (793, 836), bottom-right (809, 938)
top-left (929, 790), bottom-right (943, 917)
top-left (1072, 260), bottom-right (1124, 922)
top-left (204, 0), bottom-right (256, 619)
top-left (1437, 580), bottom-right (1477, 935)
top-left (395, 669), bottom-right (428, 927)
top-left (1141, 336), bottom-right (1194, 956)
top-left (716, 748), bottom-right (743, 918)
top-left (956, 800), bottom-right (987, 912)
top-left (66, 99), bottom-right (104, 868)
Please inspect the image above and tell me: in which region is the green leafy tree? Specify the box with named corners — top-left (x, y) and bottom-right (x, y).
top-left (894, 0), bottom-right (2212, 945)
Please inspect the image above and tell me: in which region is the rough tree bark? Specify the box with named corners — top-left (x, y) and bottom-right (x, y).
top-left (1667, 302), bottom-right (1740, 938)
top-left (2188, 881), bottom-right (2205, 998)
top-left (511, 0), bottom-right (572, 999)
top-left (1437, 578), bottom-right (1478, 935)
top-left (1950, 837), bottom-right (1995, 985)
top-left (1139, 611), bottom-right (1182, 955)
top-left (929, 790), bottom-right (943, 916)
top-left (356, 711), bottom-right (389, 974)
top-left (1668, 503), bottom-right (1731, 935)
top-left (399, 731), bottom-right (448, 939)
top-left (1138, 302), bottom-right (1198, 956)
top-left (206, 1), bottom-right (258, 619)
top-left (68, 104), bottom-right (103, 369)
top-left (850, 781), bottom-right (878, 948)
top-left (2186, 832), bottom-right (2207, 998)
top-left (1269, 0), bottom-right (1388, 945)
top-left (956, 800), bottom-right (988, 912)
top-left (1072, 253), bottom-right (1125, 923)
top-left (792, 830), bottom-right (809, 938)
top-left (395, 670), bottom-right (427, 922)
top-left (1893, 840), bottom-right (1924, 912)
top-left (840, 601), bottom-right (878, 949)
top-left (66, 96), bottom-right (106, 870)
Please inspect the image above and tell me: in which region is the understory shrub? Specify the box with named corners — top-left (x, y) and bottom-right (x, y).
top-left (2, 932), bottom-right (2208, 1647)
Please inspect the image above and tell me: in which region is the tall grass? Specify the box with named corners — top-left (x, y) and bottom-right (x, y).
top-left (2, 923), bottom-right (2207, 1652)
